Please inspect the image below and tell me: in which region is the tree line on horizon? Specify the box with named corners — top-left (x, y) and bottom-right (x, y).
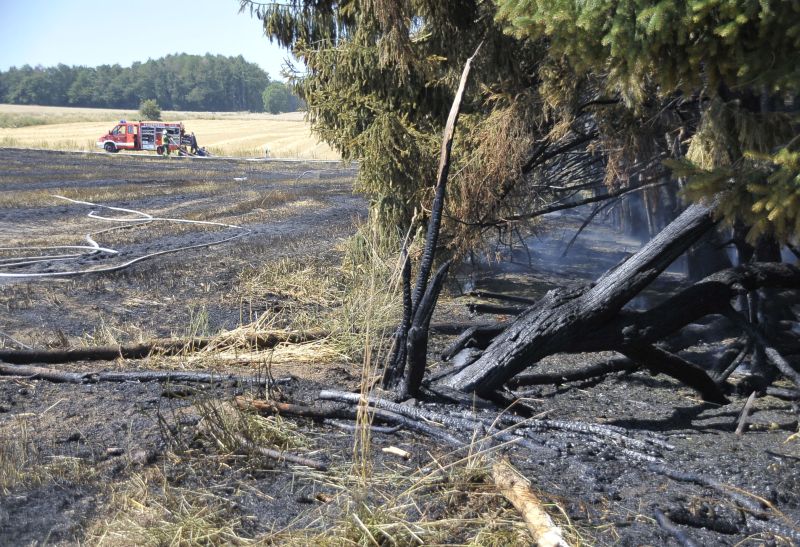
top-left (0, 53), bottom-right (300, 113)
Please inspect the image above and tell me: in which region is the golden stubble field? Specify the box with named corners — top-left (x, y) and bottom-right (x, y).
top-left (0, 104), bottom-right (339, 159)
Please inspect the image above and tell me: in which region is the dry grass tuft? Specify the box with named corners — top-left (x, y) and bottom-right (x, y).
top-left (234, 217), bottom-right (403, 365)
top-left (0, 414), bottom-right (95, 494)
top-left (194, 399), bottom-right (309, 454)
top-left (259, 445), bottom-right (581, 546)
top-left (90, 468), bottom-right (253, 546)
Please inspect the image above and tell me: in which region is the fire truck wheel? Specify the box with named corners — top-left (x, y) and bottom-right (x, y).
top-left (104, 142), bottom-right (117, 153)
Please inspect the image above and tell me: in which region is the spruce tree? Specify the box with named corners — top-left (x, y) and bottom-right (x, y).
top-left (243, 0), bottom-right (799, 246)
top-left (495, 0), bottom-right (800, 243)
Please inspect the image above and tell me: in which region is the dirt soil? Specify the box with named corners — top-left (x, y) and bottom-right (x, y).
top-left (1, 148), bottom-right (799, 546)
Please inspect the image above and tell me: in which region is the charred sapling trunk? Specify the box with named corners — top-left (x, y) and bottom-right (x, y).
top-left (382, 44), bottom-right (481, 399)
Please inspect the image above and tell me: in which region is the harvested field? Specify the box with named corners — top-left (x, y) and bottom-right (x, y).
top-left (0, 148), bottom-right (360, 343)
top-left (1, 148), bottom-right (799, 545)
top-left (0, 105), bottom-right (337, 159)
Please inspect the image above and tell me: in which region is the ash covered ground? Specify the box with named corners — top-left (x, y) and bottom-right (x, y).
top-left (1, 148), bottom-right (798, 545)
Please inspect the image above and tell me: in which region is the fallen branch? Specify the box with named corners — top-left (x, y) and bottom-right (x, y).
top-left (468, 303), bottom-right (525, 316)
top-left (766, 386), bottom-right (800, 400)
top-left (745, 515), bottom-right (800, 543)
top-left (620, 344), bottom-right (728, 404)
top-left (430, 322), bottom-right (508, 336)
top-left (441, 325), bottom-right (507, 361)
top-left (508, 357), bottom-right (637, 388)
top-left (0, 363), bottom-right (290, 386)
top-left (0, 329), bottom-right (326, 365)
top-left (325, 420), bottom-right (402, 434)
top-left (318, 390), bottom-right (668, 460)
top-left (235, 396), bottom-right (464, 446)
top-left (467, 291), bottom-right (538, 305)
top-left (648, 464), bottom-right (765, 514)
top-left (713, 341), bottom-right (752, 384)
top-left (441, 200), bottom-right (722, 395)
top-left (665, 507), bottom-right (742, 535)
top-left (233, 433), bottom-right (328, 471)
top-left (724, 307), bottom-right (800, 388)
top-left (492, 458), bottom-right (570, 547)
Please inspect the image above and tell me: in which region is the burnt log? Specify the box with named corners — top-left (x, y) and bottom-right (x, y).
top-left (437, 195), bottom-right (800, 401)
top-left (438, 200), bottom-right (721, 397)
top-left (0, 363), bottom-right (292, 386)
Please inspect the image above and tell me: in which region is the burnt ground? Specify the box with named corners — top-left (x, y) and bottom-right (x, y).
top-left (1, 148), bottom-right (799, 546)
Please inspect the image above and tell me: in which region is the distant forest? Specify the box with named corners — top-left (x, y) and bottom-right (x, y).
top-left (0, 53), bottom-right (291, 112)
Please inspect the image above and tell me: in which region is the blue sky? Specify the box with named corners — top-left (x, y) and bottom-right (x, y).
top-left (0, 0), bottom-right (295, 80)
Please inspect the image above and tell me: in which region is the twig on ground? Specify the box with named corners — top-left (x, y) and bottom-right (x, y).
top-left (654, 507), bottom-right (699, 547)
top-left (325, 420), bottom-right (402, 434)
top-left (232, 433), bottom-right (328, 471)
top-left (735, 391), bottom-right (758, 436)
top-left (508, 358), bottom-right (638, 388)
top-left (0, 363), bottom-right (291, 386)
top-left (492, 458), bottom-right (570, 547)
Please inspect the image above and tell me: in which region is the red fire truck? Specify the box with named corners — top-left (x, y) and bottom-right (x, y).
top-left (97, 120), bottom-right (185, 154)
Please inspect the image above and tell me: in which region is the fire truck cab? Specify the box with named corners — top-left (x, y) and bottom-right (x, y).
top-left (98, 121), bottom-right (184, 154)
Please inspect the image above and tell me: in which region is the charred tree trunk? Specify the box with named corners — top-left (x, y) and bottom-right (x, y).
top-left (438, 248), bottom-right (798, 402)
top-left (382, 44), bottom-right (481, 397)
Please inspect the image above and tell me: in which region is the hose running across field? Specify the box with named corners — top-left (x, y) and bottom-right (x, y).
top-left (0, 195), bottom-right (249, 278)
